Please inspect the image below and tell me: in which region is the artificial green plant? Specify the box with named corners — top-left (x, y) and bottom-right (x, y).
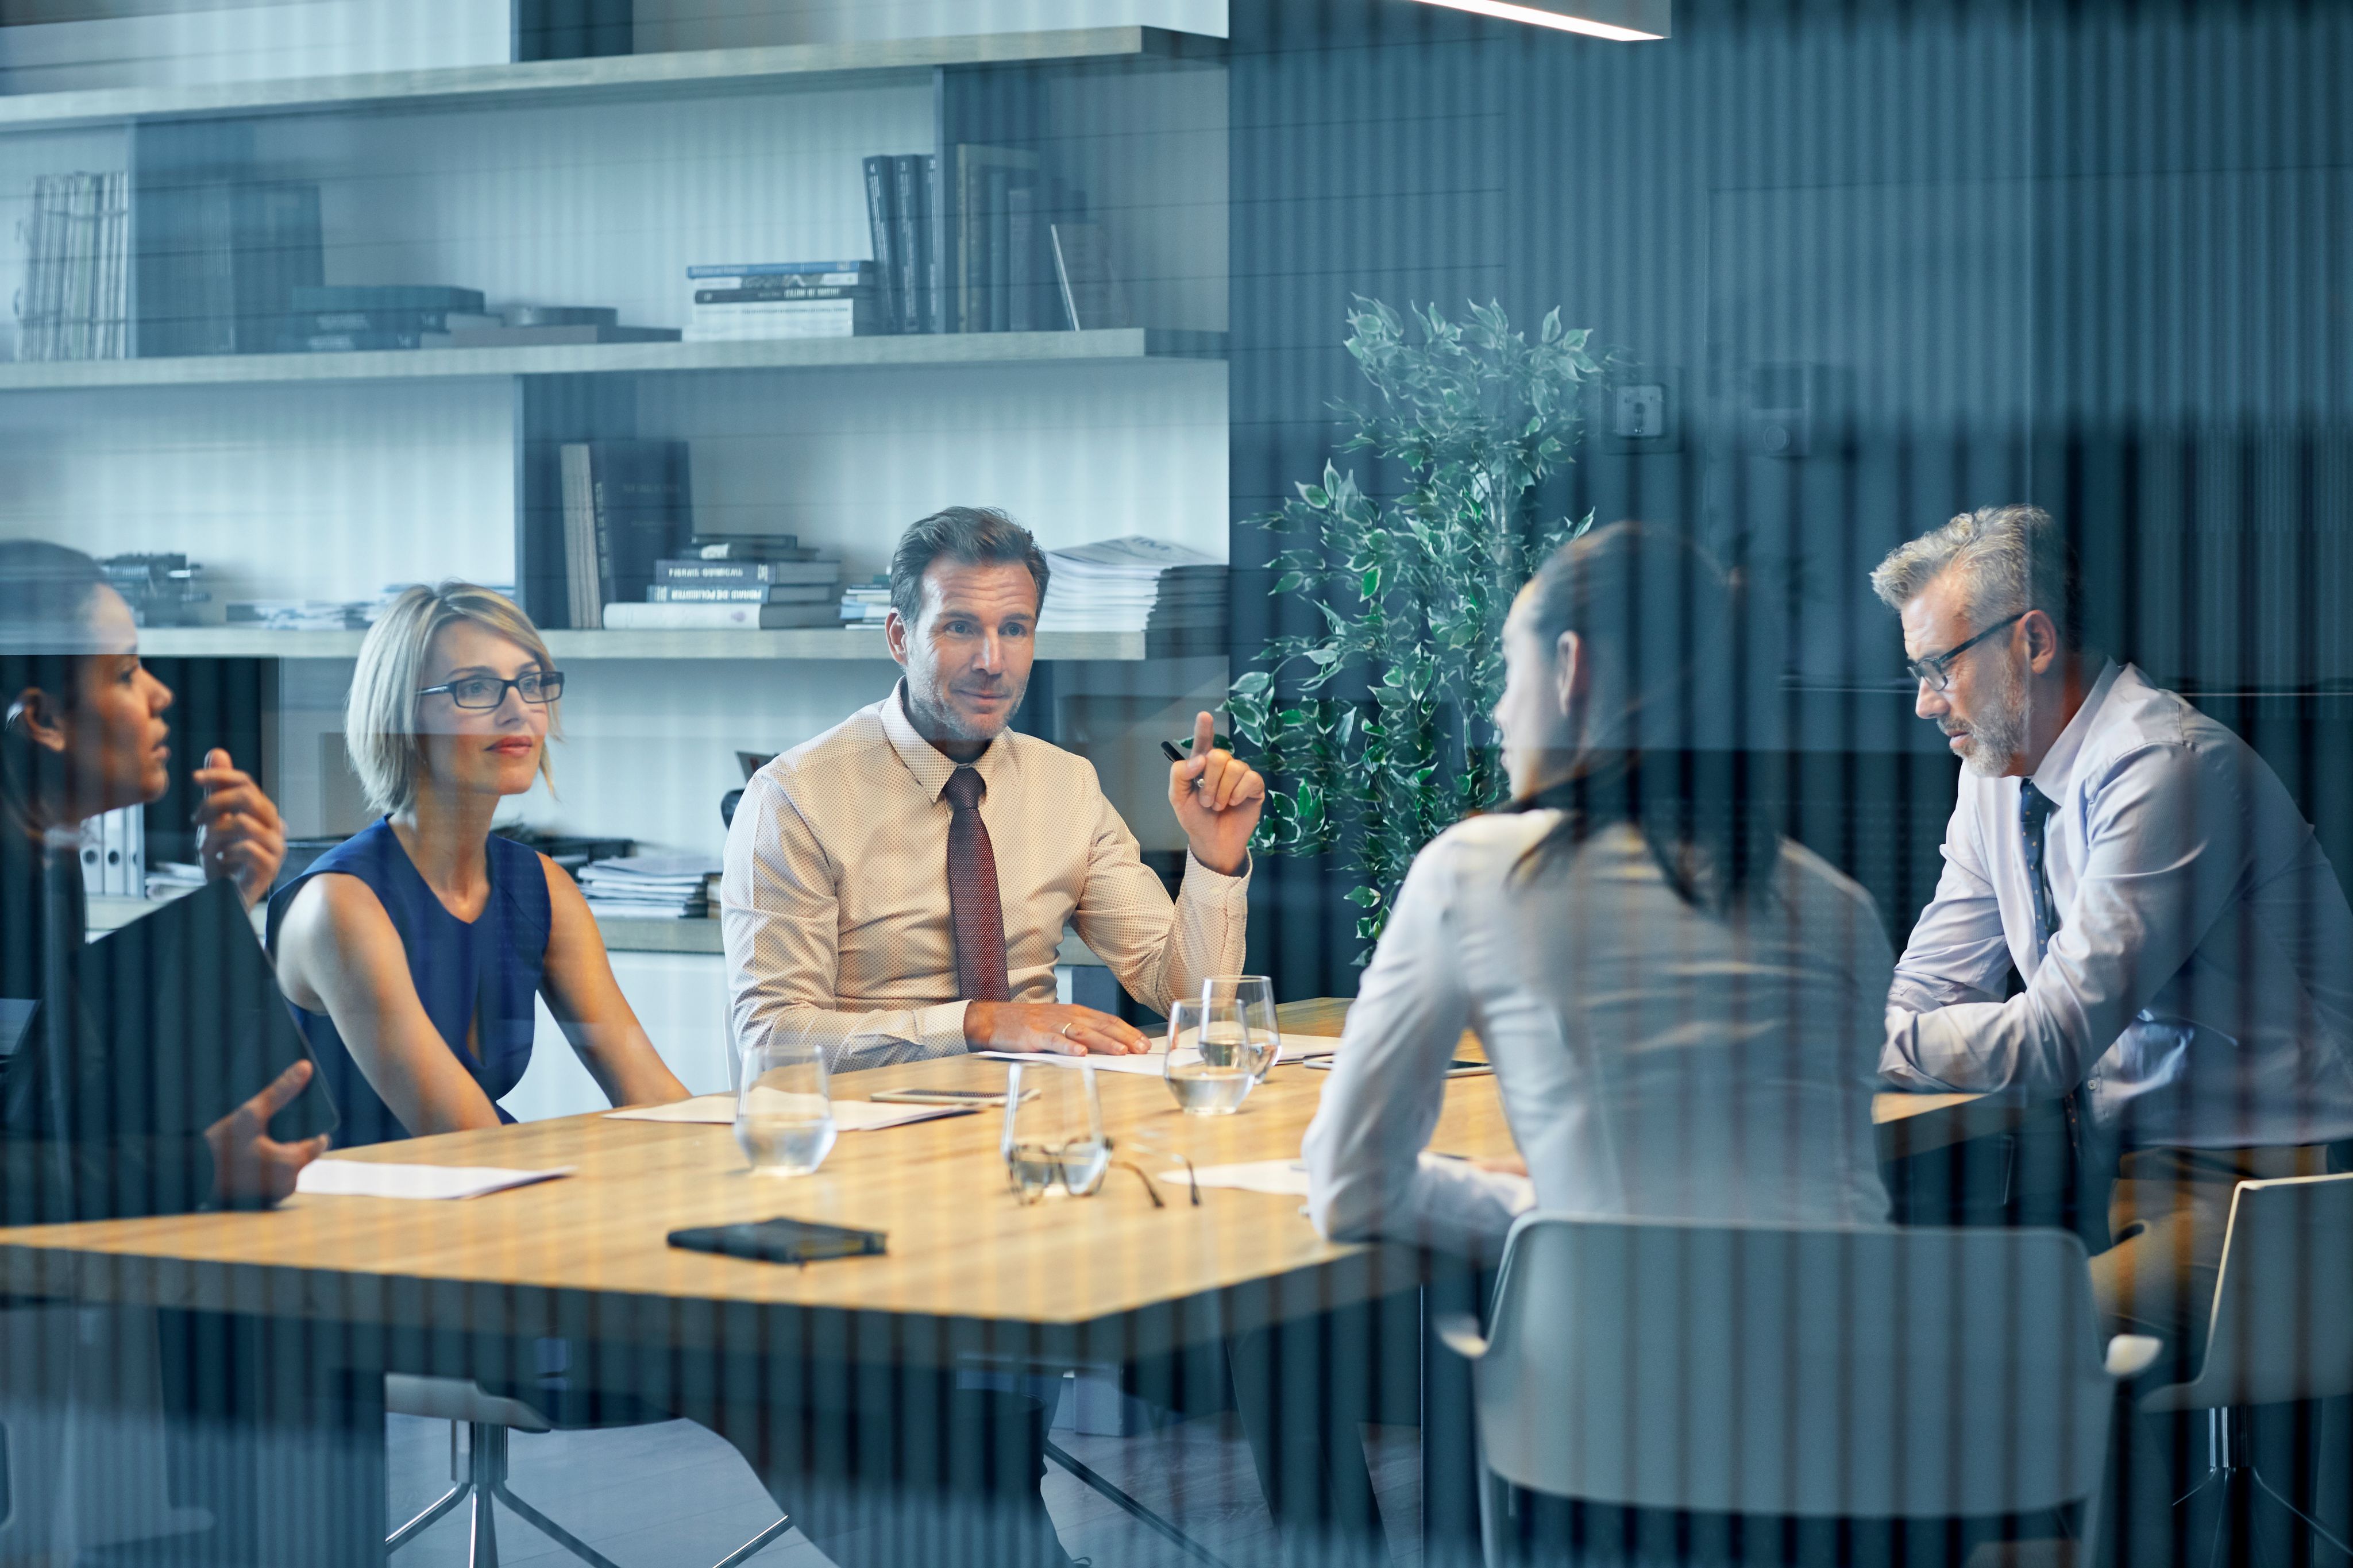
top-left (1228, 297), bottom-right (1605, 961)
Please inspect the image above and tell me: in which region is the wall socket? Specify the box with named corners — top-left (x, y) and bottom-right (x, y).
top-left (1600, 368), bottom-right (1681, 454)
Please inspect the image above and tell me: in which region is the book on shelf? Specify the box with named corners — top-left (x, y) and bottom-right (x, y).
top-left (692, 285), bottom-right (865, 304)
top-left (1051, 223), bottom-right (1133, 331)
top-left (862, 154), bottom-right (901, 333)
top-left (839, 574), bottom-right (893, 623)
top-left (20, 171), bottom-right (130, 362)
top-left (279, 330), bottom-right (435, 353)
top-left (578, 854), bottom-right (719, 919)
top-left (656, 558), bottom-right (838, 585)
top-left (648, 584), bottom-right (836, 605)
top-left (133, 178), bottom-right (322, 357)
top-left (951, 144), bottom-right (1037, 334)
top-left (892, 153), bottom-right (932, 335)
top-left (558, 441), bottom-right (693, 631)
top-left (686, 535), bottom-right (816, 561)
top-left (601, 602), bottom-right (840, 631)
top-left (290, 284), bottom-right (486, 314)
top-left (295, 308), bottom-right (497, 334)
top-left (684, 299), bottom-right (880, 341)
top-left (686, 261), bottom-right (873, 284)
top-left (428, 324), bottom-right (682, 347)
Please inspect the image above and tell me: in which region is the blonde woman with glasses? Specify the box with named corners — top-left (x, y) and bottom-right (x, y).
top-left (268, 582), bottom-right (686, 1145)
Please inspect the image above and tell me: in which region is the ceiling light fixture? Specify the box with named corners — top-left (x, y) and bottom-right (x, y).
top-left (1407, 0), bottom-right (1670, 41)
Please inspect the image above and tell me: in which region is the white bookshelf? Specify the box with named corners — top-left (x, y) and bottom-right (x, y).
top-left (0, 27), bottom-right (1206, 133)
top-left (0, 329), bottom-right (1224, 392)
top-left (139, 625), bottom-right (1222, 662)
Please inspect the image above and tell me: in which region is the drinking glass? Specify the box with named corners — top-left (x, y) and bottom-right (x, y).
top-left (735, 1030), bottom-right (838, 1176)
top-left (1165, 997), bottom-right (1257, 1115)
top-left (1202, 975), bottom-right (1281, 1076)
top-left (1001, 1061), bottom-right (1110, 1202)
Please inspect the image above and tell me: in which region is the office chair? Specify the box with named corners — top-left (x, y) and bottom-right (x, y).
top-left (386, 1374), bottom-right (791, 1568)
top-left (2136, 1172), bottom-right (2353, 1565)
top-left (1441, 1215), bottom-right (2160, 1568)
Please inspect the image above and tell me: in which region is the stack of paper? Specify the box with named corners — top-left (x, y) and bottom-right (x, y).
top-left (1035, 537), bottom-right (1226, 635)
top-left (578, 854), bottom-right (720, 920)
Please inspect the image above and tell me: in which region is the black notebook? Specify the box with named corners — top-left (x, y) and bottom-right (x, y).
top-left (48, 877), bottom-right (337, 1145)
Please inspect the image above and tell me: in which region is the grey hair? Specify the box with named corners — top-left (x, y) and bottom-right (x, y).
top-left (1869, 504), bottom-right (2082, 650)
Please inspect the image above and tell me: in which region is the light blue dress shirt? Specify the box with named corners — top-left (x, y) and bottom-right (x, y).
top-left (1885, 661), bottom-right (2353, 1149)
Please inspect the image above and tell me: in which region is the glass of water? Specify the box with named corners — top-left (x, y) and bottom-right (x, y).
top-left (1002, 1060), bottom-right (1110, 1203)
top-left (735, 1029), bottom-right (838, 1177)
top-left (1165, 997), bottom-right (1258, 1115)
top-left (1203, 975), bottom-right (1280, 1076)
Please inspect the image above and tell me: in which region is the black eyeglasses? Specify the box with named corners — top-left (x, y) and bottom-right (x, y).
top-left (416, 671), bottom-right (566, 710)
top-left (1904, 612), bottom-right (2024, 693)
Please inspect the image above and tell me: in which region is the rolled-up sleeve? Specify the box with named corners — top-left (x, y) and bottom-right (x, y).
top-left (722, 770), bottom-right (969, 1073)
top-left (1892, 742), bottom-right (2254, 1099)
top-left (1069, 777), bottom-right (1249, 1016)
top-left (1303, 839), bottom-right (1529, 1256)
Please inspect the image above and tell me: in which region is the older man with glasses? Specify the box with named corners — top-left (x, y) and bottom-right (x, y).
top-left (1872, 504), bottom-right (2353, 1376)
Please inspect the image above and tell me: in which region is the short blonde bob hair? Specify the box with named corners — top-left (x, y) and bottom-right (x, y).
top-left (345, 582), bottom-right (558, 816)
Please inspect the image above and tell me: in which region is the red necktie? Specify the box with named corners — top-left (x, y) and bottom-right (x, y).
top-left (943, 767), bottom-right (1010, 1002)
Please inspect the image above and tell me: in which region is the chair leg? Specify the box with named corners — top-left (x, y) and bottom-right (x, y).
top-left (493, 1481), bottom-right (632, 1568)
top-left (389, 1419), bottom-right (473, 1551)
top-left (2251, 1466), bottom-right (2353, 1559)
top-left (1044, 1436), bottom-right (1236, 1568)
top-left (708, 1512), bottom-right (794, 1568)
top-left (471, 1423), bottom-right (505, 1568)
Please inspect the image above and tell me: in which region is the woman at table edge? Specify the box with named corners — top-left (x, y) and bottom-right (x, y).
top-left (1303, 521), bottom-right (1895, 1254)
top-left (0, 539), bottom-right (323, 1214)
top-left (269, 581), bottom-right (687, 1145)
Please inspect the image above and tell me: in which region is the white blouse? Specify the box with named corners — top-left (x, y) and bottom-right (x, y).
top-left (1304, 812), bottom-right (1894, 1253)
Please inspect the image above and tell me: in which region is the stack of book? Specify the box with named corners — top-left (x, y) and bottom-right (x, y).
top-left (839, 574), bottom-right (892, 624)
top-left (279, 285), bottom-right (489, 352)
top-left (225, 598), bottom-right (380, 631)
top-left (604, 534), bottom-right (843, 631)
top-left (683, 261), bottom-right (882, 342)
top-left (1035, 536), bottom-right (1226, 636)
top-left (18, 171), bottom-right (129, 361)
top-left (577, 855), bottom-right (720, 920)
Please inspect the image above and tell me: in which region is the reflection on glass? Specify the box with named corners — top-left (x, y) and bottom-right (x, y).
top-left (1001, 1060), bottom-right (1109, 1202)
top-left (734, 1032), bottom-right (836, 1177)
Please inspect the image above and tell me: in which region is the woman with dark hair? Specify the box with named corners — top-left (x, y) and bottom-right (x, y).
top-left (0, 539), bottom-right (323, 1217)
top-left (1304, 521), bottom-right (1891, 1250)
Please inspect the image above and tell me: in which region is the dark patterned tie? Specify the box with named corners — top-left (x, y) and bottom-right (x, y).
top-left (2020, 782), bottom-right (2062, 960)
top-left (942, 767), bottom-right (1010, 1002)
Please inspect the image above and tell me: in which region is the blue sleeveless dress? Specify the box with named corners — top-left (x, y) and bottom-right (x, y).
top-left (265, 820), bottom-right (551, 1148)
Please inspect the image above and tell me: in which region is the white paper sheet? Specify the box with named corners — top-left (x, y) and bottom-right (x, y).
top-left (973, 1048), bottom-right (1184, 1078)
top-left (1162, 1160), bottom-right (1313, 1198)
top-left (604, 1092), bottom-right (977, 1130)
top-left (295, 1161), bottom-right (573, 1201)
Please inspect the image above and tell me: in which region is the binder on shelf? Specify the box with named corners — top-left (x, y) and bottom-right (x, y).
top-left (133, 178), bottom-right (323, 357)
top-left (1052, 223), bottom-right (1133, 331)
top-left (861, 155), bottom-right (901, 333)
top-left (557, 441), bottom-right (693, 631)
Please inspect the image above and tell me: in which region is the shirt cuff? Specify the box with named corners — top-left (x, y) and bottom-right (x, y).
top-left (1181, 847), bottom-right (1252, 891)
top-left (917, 1000), bottom-right (974, 1059)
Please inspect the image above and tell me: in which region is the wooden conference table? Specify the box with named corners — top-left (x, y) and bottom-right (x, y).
top-left (0, 998), bottom-right (1995, 1563)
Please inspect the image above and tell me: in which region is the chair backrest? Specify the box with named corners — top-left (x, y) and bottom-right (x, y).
top-left (1471, 1214), bottom-right (2117, 1520)
top-left (2146, 1171), bottom-right (2353, 1412)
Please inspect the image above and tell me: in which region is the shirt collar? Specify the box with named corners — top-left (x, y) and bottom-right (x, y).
top-left (2027, 658), bottom-right (2123, 802)
top-left (879, 680), bottom-right (1007, 802)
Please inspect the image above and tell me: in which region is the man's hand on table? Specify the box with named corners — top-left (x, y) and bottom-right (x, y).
top-left (966, 1001), bottom-right (1152, 1056)
top-left (1168, 710), bottom-right (1265, 878)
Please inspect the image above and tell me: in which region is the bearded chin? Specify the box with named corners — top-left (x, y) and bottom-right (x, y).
top-left (1958, 662), bottom-right (2029, 778)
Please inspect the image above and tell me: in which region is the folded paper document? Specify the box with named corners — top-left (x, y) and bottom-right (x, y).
top-left (295, 1162), bottom-right (573, 1201)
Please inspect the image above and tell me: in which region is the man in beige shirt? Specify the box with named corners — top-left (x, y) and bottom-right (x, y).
top-left (722, 505), bottom-right (1265, 1073)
